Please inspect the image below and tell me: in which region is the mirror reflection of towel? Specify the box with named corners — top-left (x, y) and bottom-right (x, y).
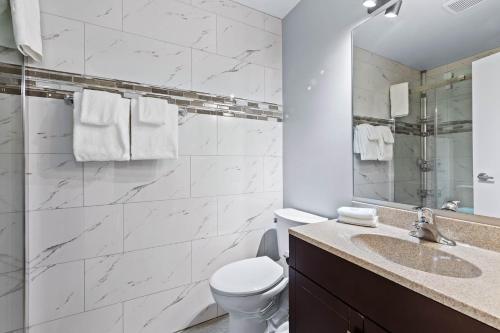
top-left (0, 0), bottom-right (16, 49)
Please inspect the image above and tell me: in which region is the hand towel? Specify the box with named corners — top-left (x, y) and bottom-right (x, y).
top-left (73, 92), bottom-right (130, 162)
top-left (131, 97), bottom-right (178, 160)
top-left (390, 82), bottom-right (409, 118)
top-left (354, 124), bottom-right (379, 161)
top-left (9, 0), bottom-right (43, 62)
top-left (80, 89), bottom-right (122, 126)
top-left (375, 126), bottom-right (394, 161)
top-left (337, 207), bottom-right (377, 220)
top-left (338, 215), bottom-right (379, 228)
top-left (138, 97), bottom-right (167, 125)
top-left (0, 0), bottom-right (16, 49)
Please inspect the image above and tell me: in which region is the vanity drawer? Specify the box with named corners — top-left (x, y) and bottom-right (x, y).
top-left (289, 235), bottom-right (498, 333)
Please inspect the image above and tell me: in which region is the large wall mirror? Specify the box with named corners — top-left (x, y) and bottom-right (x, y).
top-left (352, 0), bottom-right (500, 220)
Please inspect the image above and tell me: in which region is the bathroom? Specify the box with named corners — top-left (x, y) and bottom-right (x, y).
top-left (0, 0), bottom-right (499, 332)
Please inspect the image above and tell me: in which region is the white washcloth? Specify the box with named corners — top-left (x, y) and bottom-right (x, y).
top-left (138, 97), bottom-right (167, 125)
top-left (131, 98), bottom-right (178, 160)
top-left (9, 0), bottom-right (43, 62)
top-left (337, 207), bottom-right (377, 220)
top-left (73, 92), bottom-right (130, 162)
top-left (375, 126), bottom-right (394, 161)
top-left (80, 90), bottom-right (122, 126)
top-left (338, 216), bottom-right (379, 228)
top-left (354, 124), bottom-right (379, 161)
top-left (390, 82), bottom-right (409, 118)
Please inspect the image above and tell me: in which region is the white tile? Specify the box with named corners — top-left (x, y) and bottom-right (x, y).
top-left (192, 0), bottom-right (265, 29)
top-left (264, 15), bottom-right (282, 35)
top-left (29, 14), bottom-right (84, 73)
top-left (192, 230), bottom-right (265, 281)
top-left (0, 213), bottom-right (24, 274)
top-left (85, 25), bottom-right (191, 89)
top-left (191, 156), bottom-right (263, 197)
top-left (0, 270), bottom-right (24, 333)
top-left (192, 49), bottom-right (265, 101)
top-left (0, 46), bottom-right (23, 65)
top-left (85, 243), bottom-right (191, 309)
top-left (29, 205), bottom-right (123, 268)
top-left (27, 154), bottom-right (83, 211)
top-left (263, 157), bottom-right (282, 192)
top-left (0, 93), bottom-right (23, 154)
top-left (28, 304), bottom-right (123, 333)
top-left (265, 68), bottom-right (283, 105)
top-left (179, 113), bottom-right (217, 155)
top-left (217, 17), bottom-right (282, 69)
top-left (28, 262), bottom-right (84, 325)
top-left (40, 0), bottom-right (123, 30)
top-left (0, 154), bottom-right (24, 213)
top-left (84, 157), bottom-right (190, 206)
top-left (124, 198), bottom-right (217, 251)
top-left (217, 117), bottom-right (282, 156)
top-left (218, 192), bottom-right (282, 235)
top-left (123, 0), bottom-right (216, 52)
top-left (27, 96), bottom-right (73, 154)
top-left (124, 281), bottom-right (217, 333)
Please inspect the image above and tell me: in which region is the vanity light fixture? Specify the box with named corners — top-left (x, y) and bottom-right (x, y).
top-left (362, 0), bottom-right (377, 8)
top-left (385, 0), bottom-right (403, 18)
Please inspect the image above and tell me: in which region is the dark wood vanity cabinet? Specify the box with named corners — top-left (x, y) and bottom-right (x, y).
top-left (289, 235), bottom-right (499, 333)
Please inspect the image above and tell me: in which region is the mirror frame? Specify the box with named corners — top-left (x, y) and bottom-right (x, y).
top-left (350, 2), bottom-right (500, 228)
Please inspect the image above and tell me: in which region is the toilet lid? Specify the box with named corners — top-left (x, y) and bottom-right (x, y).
top-left (210, 257), bottom-right (284, 296)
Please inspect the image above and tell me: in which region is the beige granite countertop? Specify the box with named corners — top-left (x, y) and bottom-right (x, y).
top-left (290, 221), bottom-right (500, 330)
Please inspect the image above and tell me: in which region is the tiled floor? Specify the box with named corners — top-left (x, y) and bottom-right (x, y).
top-left (179, 316), bottom-right (229, 333)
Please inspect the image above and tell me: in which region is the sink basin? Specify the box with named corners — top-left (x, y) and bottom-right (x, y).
top-left (351, 234), bottom-right (482, 278)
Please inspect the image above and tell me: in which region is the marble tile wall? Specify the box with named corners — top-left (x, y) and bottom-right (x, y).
top-left (352, 47), bottom-right (421, 203)
top-left (0, 0), bottom-right (283, 105)
top-left (24, 95), bottom-right (282, 332)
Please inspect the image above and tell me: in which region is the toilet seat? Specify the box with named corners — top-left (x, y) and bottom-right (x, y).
top-left (210, 257), bottom-right (284, 297)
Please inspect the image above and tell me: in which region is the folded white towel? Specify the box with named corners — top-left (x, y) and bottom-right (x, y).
top-left (375, 126), bottom-right (394, 161)
top-left (337, 207), bottom-right (377, 220)
top-left (73, 92), bottom-right (130, 162)
top-left (131, 97), bottom-right (178, 160)
top-left (354, 124), bottom-right (379, 161)
top-left (390, 82), bottom-right (409, 118)
top-left (9, 0), bottom-right (43, 62)
top-left (80, 90), bottom-right (122, 126)
top-left (338, 215), bottom-right (379, 228)
top-left (138, 97), bottom-right (167, 125)
top-left (0, 0), bottom-right (16, 49)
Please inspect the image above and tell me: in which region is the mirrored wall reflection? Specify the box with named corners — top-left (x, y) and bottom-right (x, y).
top-left (0, 64), bottom-right (25, 333)
top-left (352, 0), bottom-right (500, 218)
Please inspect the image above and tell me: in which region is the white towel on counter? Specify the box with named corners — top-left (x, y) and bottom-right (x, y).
top-left (337, 216), bottom-right (379, 228)
top-left (80, 89), bottom-right (122, 126)
top-left (9, 0), bottom-right (43, 62)
top-left (337, 207), bottom-right (377, 220)
top-left (390, 82), bottom-right (409, 118)
top-left (73, 92), bottom-right (130, 162)
top-left (354, 124), bottom-right (379, 161)
top-left (375, 126), bottom-right (394, 161)
top-left (131, 97), bottom-right (178, 160)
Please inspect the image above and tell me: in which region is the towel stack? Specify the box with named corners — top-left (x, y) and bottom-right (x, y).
top-left (337, 207), bottom-right (379, 228)
top-left (354, 124), bottom-right (394, 161)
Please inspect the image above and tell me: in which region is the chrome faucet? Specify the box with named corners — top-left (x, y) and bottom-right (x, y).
top-left (410, 207), bottom-right (456, 246)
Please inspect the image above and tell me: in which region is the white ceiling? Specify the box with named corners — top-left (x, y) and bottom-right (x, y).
top-left (354, 0), bottom-right (500, 70)
top-left (233, 0), bottom-right (301, 18)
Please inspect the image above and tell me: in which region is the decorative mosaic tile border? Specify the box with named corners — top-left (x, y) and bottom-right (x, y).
top-left (0, 63), bottom-right (283, 122)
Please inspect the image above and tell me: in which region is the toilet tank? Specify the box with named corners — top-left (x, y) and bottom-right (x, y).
top-left (274, 208), bottom-right (328, 261)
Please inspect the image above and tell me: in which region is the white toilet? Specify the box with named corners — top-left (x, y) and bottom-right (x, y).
top-left (209, 208), bottom-right (328, 333)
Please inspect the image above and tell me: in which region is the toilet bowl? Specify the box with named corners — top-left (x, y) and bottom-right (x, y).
top-left (209, 209), bottom-right (328, 333)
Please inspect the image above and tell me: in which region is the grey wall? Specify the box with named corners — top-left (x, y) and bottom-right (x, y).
top-left (283, 0), bottom-right (367, 218)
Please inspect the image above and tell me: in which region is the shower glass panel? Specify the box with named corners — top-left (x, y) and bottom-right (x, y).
top-left (0, 61), bottom-right (26, 333)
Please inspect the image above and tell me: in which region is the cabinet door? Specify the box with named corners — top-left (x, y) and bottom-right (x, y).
top-left (291, 269), bottom-right (349, 333)
top-left (364, 319), bottom-right (390, 333)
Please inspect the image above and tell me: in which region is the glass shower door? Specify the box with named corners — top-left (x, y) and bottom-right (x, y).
top-left (0, 61), bottom-right (25, 333)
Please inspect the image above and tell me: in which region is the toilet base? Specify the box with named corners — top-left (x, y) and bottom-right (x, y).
top-left (229, 314), bottom-right (268, 333)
